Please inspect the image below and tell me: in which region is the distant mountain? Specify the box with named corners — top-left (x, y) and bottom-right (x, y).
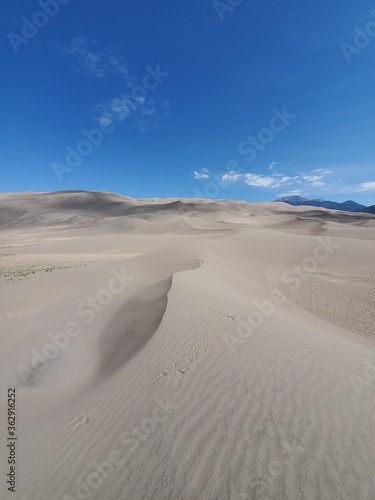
top-left (358, 204), bottom-right (375, 214)
top-left (274, 196), bottom-right (367, 212)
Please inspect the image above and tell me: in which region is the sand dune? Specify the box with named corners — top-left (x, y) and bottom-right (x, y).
top-left (1, 191), bottom-right (375, 499)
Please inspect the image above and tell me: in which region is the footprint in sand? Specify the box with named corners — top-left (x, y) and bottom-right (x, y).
top-left (64, 416), bottom-right (91, 432)
top-left (153, 332), bottom-right (222, 387)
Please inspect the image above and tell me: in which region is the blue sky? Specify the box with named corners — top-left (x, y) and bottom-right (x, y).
top-left (1, 0), bottom-right (375, 204)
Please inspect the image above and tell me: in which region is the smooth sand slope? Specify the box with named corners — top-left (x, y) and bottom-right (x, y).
top-left (0, 190), bottom-right (375, 499)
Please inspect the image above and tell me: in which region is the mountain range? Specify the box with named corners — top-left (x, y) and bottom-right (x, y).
top-left (274, 196), bottom-right (375, 213)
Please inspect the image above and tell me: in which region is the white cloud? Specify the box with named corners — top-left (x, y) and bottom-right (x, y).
top-left (221, 172), bottom-right (296, 189)
top-left (217, 167), bottom-right (331, 191)
top-left (193, 169), bottom-right (210, 180)
top-left (243, 173), bottom-right (288, 188)
top-left (301, 175), bottom-right (326, 188)
top-left (277, 190), bottom-right (304, 197)
top-left (96, 95), bottom-right (170, 132)
top-left (95, 106), bottom-right (114, 127)
top-left (59, 38), bottom-right (170, 132)
top-left (108, 56), bottom-right (137, 86)
top-left (358, 181), bottom-right (375, 191)
top-left (221, 171), bottom-right (242, 183)
top-left (110, 96), bottom-right (133, 119)
top-left (311, 169), bottom-right (334, 175)
top-left (58, 37), bottom-right (107, 79)
top-left (58, 37), bottom-right (137, 87)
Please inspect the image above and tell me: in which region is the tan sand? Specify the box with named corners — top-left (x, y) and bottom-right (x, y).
top-left (0, 190), bottom-right (375, 499)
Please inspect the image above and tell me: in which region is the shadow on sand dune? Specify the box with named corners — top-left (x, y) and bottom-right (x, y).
top-left (96, 276), bottom-right (173, 379)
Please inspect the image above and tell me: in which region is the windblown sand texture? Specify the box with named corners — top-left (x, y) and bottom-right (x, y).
top-left (1, 190), bottom-right (375, 499)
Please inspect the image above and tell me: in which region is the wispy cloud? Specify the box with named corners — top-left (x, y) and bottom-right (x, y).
top-left (222, 172), bottom-right (284, 187)
top-left (58, 37), bottom-right (105, 79)
top-left (58, 37), bottom-right (136, 85)
top-left (193, 167), bottom-right (333, 194)
top-left (219, 169), bottom-right (329, 190)
top-left (311, 168), bottom-right (335, 175)
top-left (357, 181), bottom-right (375, 191)
top-left (96, 96), bottom-right (170, 132)
top-left (59, 37), bottom-right (171, 132)
top-left (298, 174), bottom-right (326, 188)
top-left (277, 190), bottom-right (304, 197)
